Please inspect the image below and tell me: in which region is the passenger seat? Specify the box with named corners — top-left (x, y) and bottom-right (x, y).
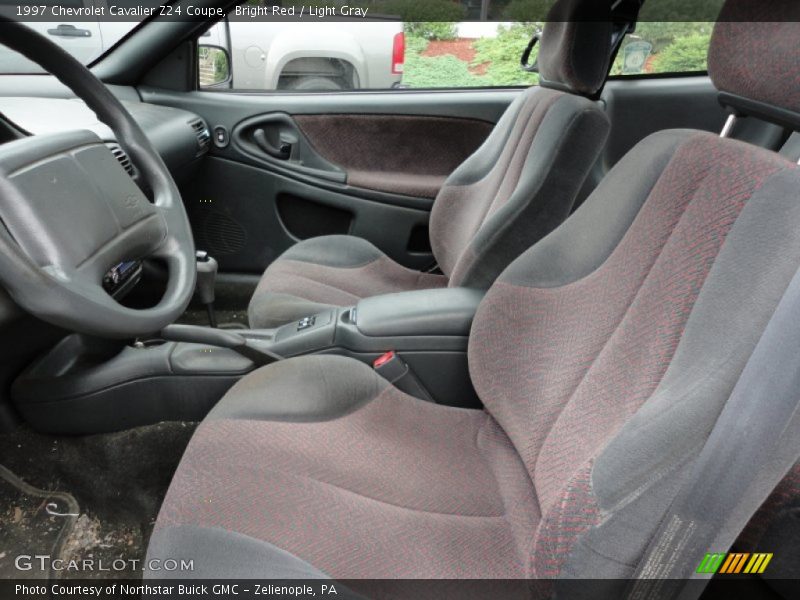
top-left (247, 0), bottom-right (612, 328)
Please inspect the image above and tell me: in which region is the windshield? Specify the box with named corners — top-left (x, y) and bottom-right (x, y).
top-left (0, 1), bottom-right (169, 73)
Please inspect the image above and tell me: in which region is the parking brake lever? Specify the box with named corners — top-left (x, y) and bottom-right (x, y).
top-left (160, 325), bottom-right (281, 367)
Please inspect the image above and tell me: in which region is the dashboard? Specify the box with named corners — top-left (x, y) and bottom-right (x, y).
top-left (0, 95), bottom-right (209, 176)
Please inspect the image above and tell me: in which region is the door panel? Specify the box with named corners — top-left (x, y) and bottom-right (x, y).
top-left (293, 114), bottom-right (494, 198)
top-left (233, 112), bottom-right (346, 184)
top-left (141, 88), bottom-right (519, 274)
top-left (148, 80), bottom-right (782, 276)
top-left (183, 155), bottom-right (442, 274)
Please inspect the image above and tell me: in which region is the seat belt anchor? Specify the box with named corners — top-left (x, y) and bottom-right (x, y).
top-left (373, 351), bottom-right (434, 402)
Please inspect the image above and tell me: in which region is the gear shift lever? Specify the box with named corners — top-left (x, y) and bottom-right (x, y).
top-left (195, 251), bottom-right (218, 328)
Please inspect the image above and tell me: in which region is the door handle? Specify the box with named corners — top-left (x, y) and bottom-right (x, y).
top-left (47, 24), bottom-right (92, 38)
top-left (253, 128), bottom-right (292, 160)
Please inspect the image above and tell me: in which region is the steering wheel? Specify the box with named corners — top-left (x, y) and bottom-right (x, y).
top-left (0, 21), bottom-right (196, 338)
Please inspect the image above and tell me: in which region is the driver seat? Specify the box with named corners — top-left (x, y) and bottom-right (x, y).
top-left (148, 0), bottom-right (800, 586)
top-left (247, 5), bottom-right (612, 329)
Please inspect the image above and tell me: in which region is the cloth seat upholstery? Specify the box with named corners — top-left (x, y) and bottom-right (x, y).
top-left (149, 0), bottom-right (800, 585)
top-left (247, 6), bottom-right (612, 328)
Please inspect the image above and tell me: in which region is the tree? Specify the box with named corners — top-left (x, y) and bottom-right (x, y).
top-left (504, 0), bottom-right (555, 22)
top-left (652, 33), bottom-right (711, 73)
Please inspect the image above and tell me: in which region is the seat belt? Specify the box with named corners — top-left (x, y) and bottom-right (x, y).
top-left (627, 266), bottom-right (800, 600)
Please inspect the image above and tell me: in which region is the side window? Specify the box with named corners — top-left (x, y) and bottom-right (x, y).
top-left (198, 2), bottom-right (542, 91)
top-left (612, 23), bottom-right (713, 77)
top-left (403, 22), bottom-right (539, 89)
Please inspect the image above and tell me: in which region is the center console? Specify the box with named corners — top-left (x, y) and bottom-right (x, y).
top-left (12, 288), bottom-right (485, 433)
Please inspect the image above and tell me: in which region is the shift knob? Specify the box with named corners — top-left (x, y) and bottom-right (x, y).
top-left (195, 251), bottom-right (218, 305)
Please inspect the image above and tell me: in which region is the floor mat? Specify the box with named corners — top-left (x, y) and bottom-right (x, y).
top-left (0, 465), bottom-right (78, 579)
top-left (177, 276), bottom-right (257, 329)
top-left (0, 422), bottom-right (196, 580)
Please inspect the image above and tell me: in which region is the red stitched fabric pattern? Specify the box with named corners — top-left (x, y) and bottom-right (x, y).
top-left (156, 387), bottom-right (539, 579)
top-left (157, 131), bottom-right (796, 580)
top-left (708, 1), bottom-right (800, 115)
top-left (531, 461), bottom-right (599, 578)
top-left (469, 132), bottom-right (788, 572)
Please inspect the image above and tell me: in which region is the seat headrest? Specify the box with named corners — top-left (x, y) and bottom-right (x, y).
top-left (708, 0), bottom-right (800, 128)
top-left (537, 0), bottom-right (614, 97)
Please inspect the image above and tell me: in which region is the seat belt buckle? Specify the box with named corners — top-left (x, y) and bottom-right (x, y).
top-left (373, 351), bottom-right (434, 402)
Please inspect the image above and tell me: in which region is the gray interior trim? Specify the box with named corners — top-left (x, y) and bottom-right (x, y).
top-left (140, 88), bottom-right (521, 127)
top-left (457, 94), bottom-right (610, 288)
top-left (502, 129), bottom-right (693, 288)
top-left (208, 354), bottom-right (388, 422)
top-left (281, 235), bottom-right (384, 268)
top-left (0, 76), bottom-right (141, 101)
top-left (444, 92), bottom-right (527, 187)
top-left (561, 164), bottom-right (800, 580)
top-left (356, 288), bottom-right (484, 338)
top-left (146, 525), bottom-right (334, 581)
top-left (93, 1), bottom-right (230, 85)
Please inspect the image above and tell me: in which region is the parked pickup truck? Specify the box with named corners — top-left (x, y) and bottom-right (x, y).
top-left (202, 20), bottom-right (405, 90)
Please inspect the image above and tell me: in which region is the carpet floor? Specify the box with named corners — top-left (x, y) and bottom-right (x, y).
top-left (0, 422), bottom-right (196, 580)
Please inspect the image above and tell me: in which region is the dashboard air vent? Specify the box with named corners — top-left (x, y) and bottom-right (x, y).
top-left (106, 143), bottom-right (135, 177)
top-left (189, 118), bottom-right (211, 157)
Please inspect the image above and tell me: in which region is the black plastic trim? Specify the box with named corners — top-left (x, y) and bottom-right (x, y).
top-left (718, 91), bottom-right (800, 131)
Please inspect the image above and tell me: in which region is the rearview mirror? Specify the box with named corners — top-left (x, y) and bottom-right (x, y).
top-left (198, 45), bottom-right (231, 89)
top-left (520, 32), bottom-right (541, 73)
